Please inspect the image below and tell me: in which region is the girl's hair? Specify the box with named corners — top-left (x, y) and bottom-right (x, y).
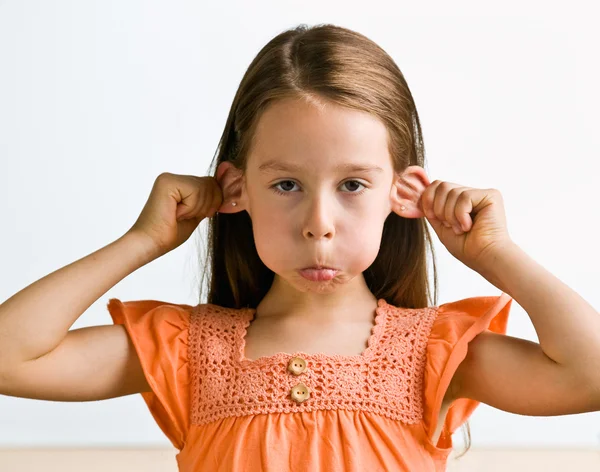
top-left (195, 23), bottom-right (471, 458)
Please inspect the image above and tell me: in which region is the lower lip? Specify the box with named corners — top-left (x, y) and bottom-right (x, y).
top-left (298, 268), bottom-right (339, 281)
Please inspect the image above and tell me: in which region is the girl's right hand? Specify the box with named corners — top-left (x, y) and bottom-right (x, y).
top-left (126, 172), bottom-right (224, 256)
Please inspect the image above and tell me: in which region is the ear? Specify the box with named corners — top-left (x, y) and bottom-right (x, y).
top-left (389, 165), bottom-right (432, 219)
top-left (215, 161), bottom-right (248, 214)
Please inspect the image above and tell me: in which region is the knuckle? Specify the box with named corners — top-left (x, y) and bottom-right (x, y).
top-left (448, 187), bottom-right (461, 198)
top-left (457, 191), bottom-right (470, 203)
top-left (156, 172), bottom-right (172, 182)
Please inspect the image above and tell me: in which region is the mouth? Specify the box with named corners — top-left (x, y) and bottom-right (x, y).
top-left (297, 266), bottom-right (339, 281)
top-left (301, 265), bottom-right (338, 270)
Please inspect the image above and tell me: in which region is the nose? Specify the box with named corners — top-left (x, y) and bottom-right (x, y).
top-left (302, 195), bottom-right (335, 240)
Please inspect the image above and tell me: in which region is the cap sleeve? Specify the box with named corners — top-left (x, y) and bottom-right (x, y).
top-left (107, 298), bottom-right (194, 451)
top-left (422, 292), bottom-right (513, 448)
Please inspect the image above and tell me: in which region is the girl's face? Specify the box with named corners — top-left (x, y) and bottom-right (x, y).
top-left (238, 96), bottom-right (396, 295)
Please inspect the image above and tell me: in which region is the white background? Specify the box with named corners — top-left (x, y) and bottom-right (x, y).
top-left (0, 0), bottom-right (598, 449)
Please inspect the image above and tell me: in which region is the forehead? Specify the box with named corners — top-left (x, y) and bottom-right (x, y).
top-left (249, 97), bottom-right (391, 172)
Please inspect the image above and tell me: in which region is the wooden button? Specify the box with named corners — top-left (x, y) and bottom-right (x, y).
top-left (287, 356), bottom-right (307, 375)
top-left (290, 383), bottom-right (310, 403)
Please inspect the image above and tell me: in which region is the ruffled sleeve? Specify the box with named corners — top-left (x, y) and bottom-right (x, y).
top-left (422, 292), bottom-right (513, 449)
top-left (106, 298), bottom-right (194, 451)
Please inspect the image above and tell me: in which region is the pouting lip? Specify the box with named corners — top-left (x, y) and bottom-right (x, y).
top-left (299, 266), bottom-right (339, 271)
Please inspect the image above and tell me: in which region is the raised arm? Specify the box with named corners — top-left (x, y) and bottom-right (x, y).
top-left (0, 172), bottom-right (224, 401)
top-left (0, 231), bottom-right (159, 372)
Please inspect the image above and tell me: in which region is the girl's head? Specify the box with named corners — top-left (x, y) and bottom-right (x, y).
top-left (200, 23), bottom-right (440, 313)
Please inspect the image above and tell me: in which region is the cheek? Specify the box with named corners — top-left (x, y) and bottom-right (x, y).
top-left (250, 210), bottom-right (292, 268)
top-left (343, 223), bottom-right (384, 268)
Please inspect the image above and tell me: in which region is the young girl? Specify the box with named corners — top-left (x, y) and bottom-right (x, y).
top-left (1, 23), bottom-right (599, 472)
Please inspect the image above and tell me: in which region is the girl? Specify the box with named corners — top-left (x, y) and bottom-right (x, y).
top-left (1, 23), bottom-right (599, 472)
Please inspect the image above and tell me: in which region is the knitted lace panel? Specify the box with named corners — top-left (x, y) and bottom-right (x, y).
top-left (189, 299), bottom-right (438, 426)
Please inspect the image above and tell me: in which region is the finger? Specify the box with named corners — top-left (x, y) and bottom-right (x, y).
top-left (176, 192), bottom-right (203, 220)
top-left (169, 176), bottom-right (197, 217)
top-left (432, 181), bottom-right (459, 222)
top-left (421, 180), bottom-right (445, 220)
top-left (194, 186), bottom-right (221, 219)
top-left (175, 195), bottom-right (196, 219)
top-left (444, 187), bottom-right (468, 234)
top-left (455, 190), bottom-right (474, 232)
top-left (177, 178), bottom-right (213, 220)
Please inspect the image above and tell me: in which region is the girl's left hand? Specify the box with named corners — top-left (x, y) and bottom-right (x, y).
top-left (418, 180), bottom-right (514, 273)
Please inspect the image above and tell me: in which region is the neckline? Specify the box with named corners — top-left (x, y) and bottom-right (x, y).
top-left (237, 298), bottom-right (391, 364)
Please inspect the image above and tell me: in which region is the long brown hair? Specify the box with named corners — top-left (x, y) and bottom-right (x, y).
top-left (194, 23), bottom-right (471, 458)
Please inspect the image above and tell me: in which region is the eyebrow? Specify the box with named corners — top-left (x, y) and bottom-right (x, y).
top-left (258, 160), bottom-right (384, 174)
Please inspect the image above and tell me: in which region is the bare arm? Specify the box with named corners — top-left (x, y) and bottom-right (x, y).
top-left (0, 230), bottom-right (160, 373)
top-left (0, 172), bottom-right (221, 400)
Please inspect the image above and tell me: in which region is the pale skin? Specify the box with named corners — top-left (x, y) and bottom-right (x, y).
top-left (217, 96), bottom-right (600, 446)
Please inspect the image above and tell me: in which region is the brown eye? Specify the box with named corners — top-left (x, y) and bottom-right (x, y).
top-left (270, 180), bottom-right (299, 195)
top-left (342, 180), bottom-right (364, 192)
top-left (269, 180), bottom-right (367, 196)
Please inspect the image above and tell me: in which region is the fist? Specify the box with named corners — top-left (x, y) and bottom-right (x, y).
top-left (417, 180), bottom-right (513, 273)
top-left (127, 172), bottom-right (224, 255)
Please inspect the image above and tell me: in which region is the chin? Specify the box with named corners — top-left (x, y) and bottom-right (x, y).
top-left (292, 272), bottom-right (352, 293)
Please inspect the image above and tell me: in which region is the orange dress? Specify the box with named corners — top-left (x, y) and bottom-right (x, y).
top-left (107, 293), bottom-right (513, 471)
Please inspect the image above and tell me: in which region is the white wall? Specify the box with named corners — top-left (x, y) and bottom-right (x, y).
top-left (0, 0), bottom-right (598, 452)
